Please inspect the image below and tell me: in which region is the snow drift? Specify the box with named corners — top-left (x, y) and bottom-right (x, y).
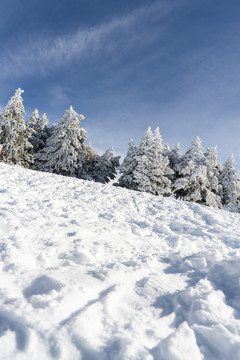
top-left (0, 163), bottom-right (240, 359)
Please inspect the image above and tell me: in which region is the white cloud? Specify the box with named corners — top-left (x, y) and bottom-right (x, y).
top-left (0, 1), bottom-right (176, 78)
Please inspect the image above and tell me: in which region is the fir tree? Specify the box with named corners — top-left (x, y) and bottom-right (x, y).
top-left (0, 88), bottom-right (33, 167)
top-left (118, 139), bottom-right (138, 190)
top-left (28, 109), bottom-right (49, 153)
top-left (173, 137), bottom-right (210, 203)
top-left (86, 147), bottom-right (120, 184)
top-left (0, 113), bottom-right (3, 160)
top-left (163, 142), bottom-right (171, 156)
top-left (34, 106), bottom-right (86, 176)
top-left (168, 142), bottom-right (181, 181)
top-left (133, 127), bottom-right (173, 195)
top-left (84, 143), bottom-right (98, 165)
top-left (219, 154), bottom-right (240, 208)
top-left (204, 146), bottom-right (222, 208)
top-left (118, 127), bottom-right (153, 191)
top-left (77, 142), bottom-right (98, 180)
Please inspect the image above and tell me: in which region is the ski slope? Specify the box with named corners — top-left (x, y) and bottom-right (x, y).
top-left (1, 163), bottom-right (240, 360)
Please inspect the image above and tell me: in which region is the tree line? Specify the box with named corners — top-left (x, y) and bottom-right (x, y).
top-left (0, 89), bottom-right (120, 183)
top-left (119, 128), bottom-right (240, 210)
top-left (0, 88), bottom-right (240, 211)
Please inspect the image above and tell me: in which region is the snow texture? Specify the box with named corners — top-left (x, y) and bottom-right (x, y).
top-left (1, 163), bottom-right (240, 359)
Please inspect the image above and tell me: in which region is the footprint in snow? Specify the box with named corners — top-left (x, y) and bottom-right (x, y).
top-left (23, 275), bottom-right (62, 298)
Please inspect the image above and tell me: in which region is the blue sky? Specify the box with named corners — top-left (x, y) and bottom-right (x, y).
top-left (1, 0), bottom-right (240, 163)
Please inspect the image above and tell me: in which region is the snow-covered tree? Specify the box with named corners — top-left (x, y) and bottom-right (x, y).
top-left (28, 109), bottom-right (49, 153)
top-left (0, 113), bottom-right (3, 159)
top-left (163, 142), bottom-right (171, 156)
top-left (118, 139), bottom-right (139, 190)
top-left (173, 137), bottom-right (210, 204)
top-left (168, 142), bottom-right (181, 181)
top-left (0, 88), bottom-right (33, 167)
top-left (118, 127), bottom-right (152, 190)
top-left (133, 127), bottom-right (173, 195)
top-left (77, 142), bottom-right (98, 180)
top-left (34, 106), bottom-right (86, 176)
top-left (85, 147), bottom-right (120, 184)
top-left (219, 154), bottom-right (240, 208)
top-left (84, 143), bottom-right (98, 163)
top-left (204, 146), bottom-right (222, 208)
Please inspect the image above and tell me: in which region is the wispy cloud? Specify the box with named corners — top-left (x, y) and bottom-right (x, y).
top-left (48, 85), bottom-right (71, 109)
top-left (0, 1), bottom-right (177, 78)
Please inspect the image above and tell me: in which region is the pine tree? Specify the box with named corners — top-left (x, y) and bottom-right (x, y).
top-left (204, 146), bottom-right (222, 208)
top-left (173, 137), bottom-right (210, 203)
top-left (34, 106), bottom-right (86, 176)
top-left (0, 88), bottom-right (33, 167)
top-left (84, 143), bottom-right (98, 165)
top-left (0, 113), bottom-right (3, 161)
top-left (133, 127), bottom-right (173, 195)
top-left (77, 142), bottom-right (98, 180)
top-left (163, 142), bottom-right (171, 156)
top-left (118, 127), bottom-right (152, 191)
top-left (87, 147), bottom-right (120, 184)
top-left (28, 109), bottom-right (49, 153)
top-left (219, 154), bottom-right (240, 208)
top-left (118, 139), bottom-right (138, 190)
top-left (168, 142), bottom-right (181, 181)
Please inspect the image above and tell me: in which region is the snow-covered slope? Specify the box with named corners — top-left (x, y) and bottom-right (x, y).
top-left (1, 163), bottom-right (240, 360)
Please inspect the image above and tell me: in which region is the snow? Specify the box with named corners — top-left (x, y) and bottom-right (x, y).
top-left (1, 163), bottom-right (240, 359)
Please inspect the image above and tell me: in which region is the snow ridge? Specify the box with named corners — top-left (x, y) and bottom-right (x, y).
top-left (0, 163), bottom-right (240, 359)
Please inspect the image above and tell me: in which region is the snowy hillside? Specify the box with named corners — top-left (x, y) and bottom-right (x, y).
top-left (1, 164), bottom-right (240, 360)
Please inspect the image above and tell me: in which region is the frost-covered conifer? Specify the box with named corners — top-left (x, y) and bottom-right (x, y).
top-left (219, 154), bottom-right (240, 208)
top-left (77, 143), bottom-right (98, 180)
top-left (84, 143), bottom-right (98, 163)
top-left (86, 147), bottom-right (120, 184)
top-left (28, 109), bottom-right (49, 153)
top-left (0, 88), bottom-right (33, 167)
top-left (0, 113), bottom-right (3, 158)
top-left (34, 106), bottom-right (86, 176)
top-left (163, 142), bottom-right (170, 156)
top-left (174, 137), bottom-right (210, 204)
top-left (118, 139), bottom-right (138, 190)
top-left (204, 146), bottom-right (222, 208)
top-left (168, 142), bottom-right (181, 181)
top-left (133, 127), bottom-right (173, 195)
